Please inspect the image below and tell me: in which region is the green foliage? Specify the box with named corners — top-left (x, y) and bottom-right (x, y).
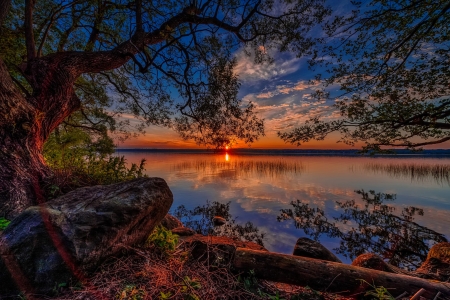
top-left (117, 284), bottom-right (145, 300)
top-left (43, 125), bottom-right (146, 198)
top-left (159, 291), bottom-right (172, 300)
top-left (173, 201), bottom-right (265, 246)
top-left (239, 270), bottom-right (287, 300)
top-left (358, 280), bottom-right (395, 300)
top-left (280, 0), bottom-right (450, 151)
top-left (239, 270), bottom-right (259, 294)
top-left (146, 226), bottom-right (179, 255)
top-left (180, 276), bottom-right (201, 300)
top-left (0, 217), bottom-right (10, 230)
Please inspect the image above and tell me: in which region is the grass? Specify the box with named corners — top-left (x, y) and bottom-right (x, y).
top-left (172, 159), bottom-right (304, 178)
top-left (364, 162), bottom-right (450, 185)
top-left (50, 238), bottom-right (353, 300)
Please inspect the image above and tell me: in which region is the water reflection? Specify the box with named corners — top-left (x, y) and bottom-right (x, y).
top-left (364, 163), bottom-right (450, 185)
top-left (173, 201), bottom-right (265, 246)
top-left (171, 158), bottom-right (304, 178)
top-left (278, 189), bottom-right (447, 270)
top-left (122, 152), bottom-right (450, 257)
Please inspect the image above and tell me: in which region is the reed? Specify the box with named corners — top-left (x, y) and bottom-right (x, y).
top-left (172, 160), bottom-right (304, 178)
top-left (364, 163), bottom-right (450, 185)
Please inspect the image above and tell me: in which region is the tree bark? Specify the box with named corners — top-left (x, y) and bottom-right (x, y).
top-left (0, 59), bottom-right (50, 218)
top-left (232, 248), bottom-right (450, 299)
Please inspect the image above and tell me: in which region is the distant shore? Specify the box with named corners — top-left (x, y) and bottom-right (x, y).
top-left (115, 148), bottom-right (450, 157)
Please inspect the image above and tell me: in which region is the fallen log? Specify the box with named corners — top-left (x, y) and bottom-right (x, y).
top-left (232, 248), bottom-right (450, 299)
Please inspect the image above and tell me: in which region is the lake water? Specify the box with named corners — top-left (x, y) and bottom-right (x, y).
top-left (120, 151), bottom-right (450, 265)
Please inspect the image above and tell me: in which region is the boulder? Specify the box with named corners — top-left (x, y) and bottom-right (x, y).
top-left (293, 237), bottom-right (341, 263)
top-left (0, 177), bottom-right (173, 296)
top-left (415, 242), bottom-right (450, 281)
top-left (160, 214), bottom-right (183, 230)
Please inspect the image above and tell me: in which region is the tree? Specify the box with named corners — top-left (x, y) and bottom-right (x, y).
top-left (279, 0), bottom-right (450, 152)
top-left (0, 0), bottom-right (330, 218)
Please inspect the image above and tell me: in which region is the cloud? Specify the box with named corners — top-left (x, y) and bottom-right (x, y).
top-left (234, 49), bottom-right (305, 83)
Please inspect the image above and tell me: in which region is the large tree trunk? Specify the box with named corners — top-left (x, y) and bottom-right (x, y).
top-left (0, 141), bottom-right (49, 219)
top-left (0, 59), bottom-right (49, 218)
top-left (0, 54), bottom-right (80, 219)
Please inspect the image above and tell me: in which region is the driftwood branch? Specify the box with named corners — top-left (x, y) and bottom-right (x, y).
top-left (232, 248), bottom-right (450, 299)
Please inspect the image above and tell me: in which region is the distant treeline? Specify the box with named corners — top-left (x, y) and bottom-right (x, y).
top-left (115, 148), bottom-right (450, 156)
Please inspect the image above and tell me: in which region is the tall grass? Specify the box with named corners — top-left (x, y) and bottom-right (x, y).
top-left (173, 160), bottom-right (304, 178)
top-left (364, 163), bottom-right (450, 185)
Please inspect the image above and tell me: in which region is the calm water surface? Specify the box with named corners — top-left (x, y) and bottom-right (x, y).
top-left (122, 152), bottom-right (450, 263)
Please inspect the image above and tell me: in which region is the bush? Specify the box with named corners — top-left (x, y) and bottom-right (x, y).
top-left (146, 226), bottom-right (179, 256)
top-left (43, 126), bottom-right (146, 198)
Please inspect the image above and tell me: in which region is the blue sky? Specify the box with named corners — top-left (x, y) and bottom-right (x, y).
top-left (116, 0), bottom-right (450, 150)
top-left (118, 47), bottom-right (348, 149)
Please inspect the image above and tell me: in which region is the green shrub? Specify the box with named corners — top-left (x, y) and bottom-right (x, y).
top-left (146, 226), bottom-right (179, 255)
top-left (358, 280), bottom-right (395, 300)
top-left (43, 126), bottom-right (146, 198)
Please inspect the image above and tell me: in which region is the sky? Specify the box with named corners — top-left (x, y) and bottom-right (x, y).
top-left (118, 48), bottom-right (354, 149)
top-left (116, 1), bottom-right (450, 150)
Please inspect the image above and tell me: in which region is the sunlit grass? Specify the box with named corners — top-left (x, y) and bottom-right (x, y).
top-left (364, 163), bottom-right (450, 185)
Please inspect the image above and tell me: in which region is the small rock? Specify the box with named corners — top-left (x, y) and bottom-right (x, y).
top-left (171, 227), bottom-right (196, 236)
top-left (161, 214), bottom-right (183, 230)
top-left (213, 216), bottom-right (226, 226)
top-left (351, 253), bottom-right (394, 272)
top-left (293, 237), bottom-right (341, 263)
top-left (415, 242), bottom-right (450, 281)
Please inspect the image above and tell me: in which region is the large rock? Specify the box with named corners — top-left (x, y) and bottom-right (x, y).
top-left (293, 237), bottom-right (342, 263)
top-left (415, 242), bottom-right (450, 281)
top-left (0, 178), bottom-right (173, 296)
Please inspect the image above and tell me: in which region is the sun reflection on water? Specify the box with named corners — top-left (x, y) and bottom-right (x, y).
top-left (225, 153), bottom-right (229, 161)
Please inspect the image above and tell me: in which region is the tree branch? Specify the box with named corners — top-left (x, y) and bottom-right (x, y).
top-left (0, 0), bottom-right (11, 28)
top-left (25, 0), bottom-right (36, 62)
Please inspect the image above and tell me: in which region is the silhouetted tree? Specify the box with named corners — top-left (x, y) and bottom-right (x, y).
top-left (279, 0), bottom-right (450, 152)
top-left (0, 0), bottom-right (330, 218)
